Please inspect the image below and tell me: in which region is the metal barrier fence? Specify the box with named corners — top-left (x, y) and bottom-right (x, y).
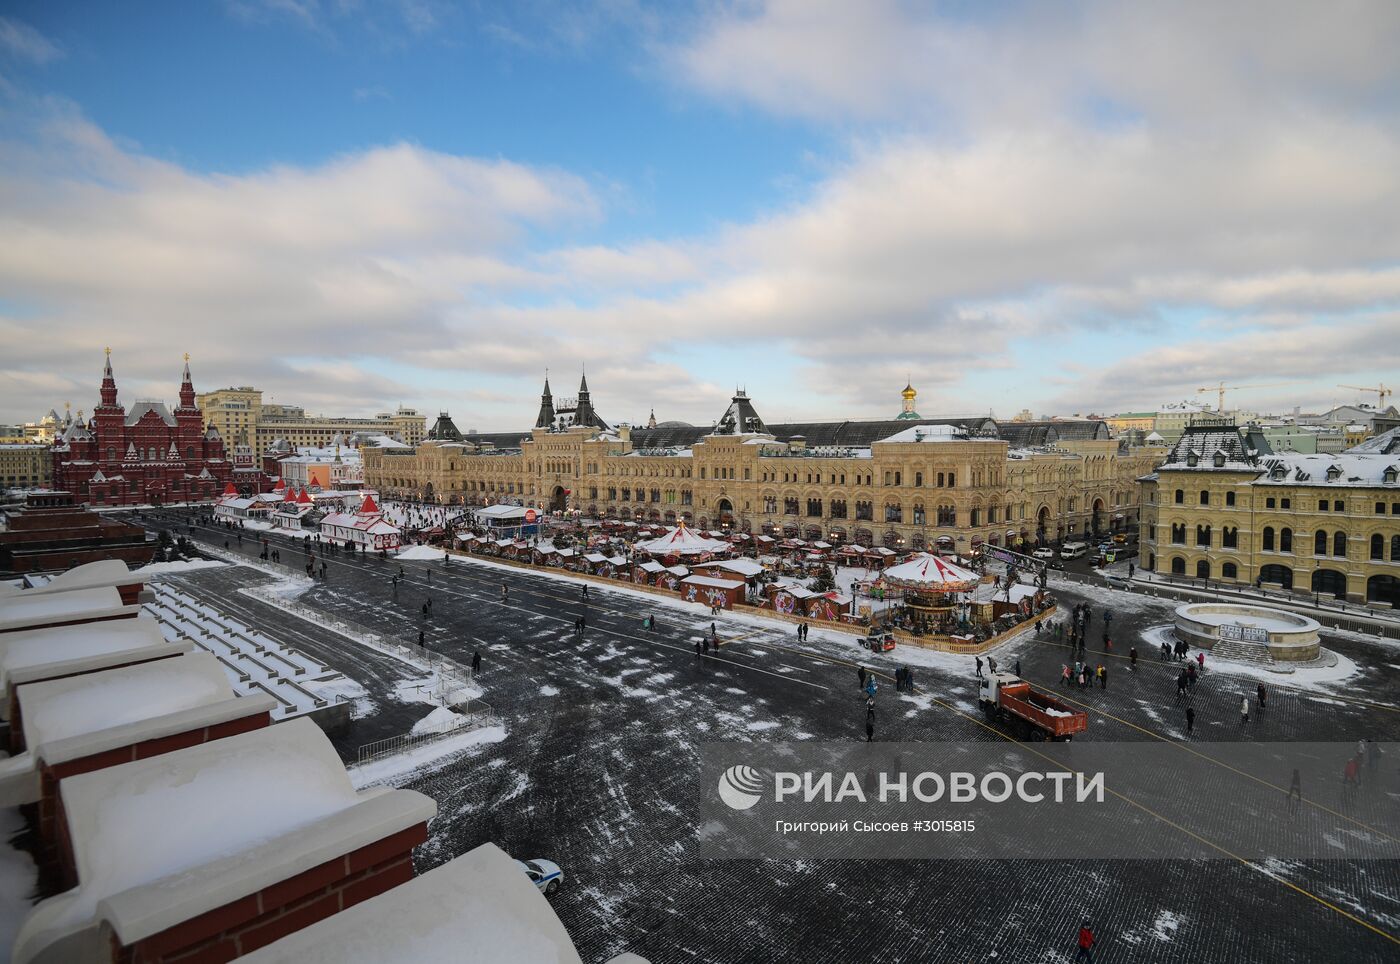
top-left (356, 702), bottom-right (497, 766)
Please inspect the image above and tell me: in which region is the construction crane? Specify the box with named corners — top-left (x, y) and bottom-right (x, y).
top-left (1337, 383), bottom-right (1392, 408)
top-left (1195, 382), bottom-right (1292, 413)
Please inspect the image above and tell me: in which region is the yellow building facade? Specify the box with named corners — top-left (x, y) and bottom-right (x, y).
top-left (197, 387), bottom-right (426, 452)
top-left (1138, 425), bottom-right (1400, 607)
top-left (364, 387), bottom-right (1163, 552)
top-left (0, 443), bottom-right (53, 491)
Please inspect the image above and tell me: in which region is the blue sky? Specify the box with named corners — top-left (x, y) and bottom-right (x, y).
top-left (1, 1), bottom-right (1398, 430)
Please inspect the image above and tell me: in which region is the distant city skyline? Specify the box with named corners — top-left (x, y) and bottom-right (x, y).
top-left (2, 2), bottom-right (1398, 430)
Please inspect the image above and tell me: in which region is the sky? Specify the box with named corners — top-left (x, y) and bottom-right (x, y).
top-left (1, 0), bottom-right (1398, 432)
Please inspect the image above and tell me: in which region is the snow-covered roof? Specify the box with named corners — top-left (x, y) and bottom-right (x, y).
top-left (476, 504), bottom-right (535, 521)
top-left (236, 842), bottom-right (645, 964)
top-left (638, 561), bottom-right (666, 573)
top-left (21, 653), bottom-right (274, 768)
top-left (1256, 452), bottom-right (1400, 487)
top-left (0, 586), bottom-right (134, 633)
top-left (13, 718), bottom-right (436, 961)
top-left (693, 558), bottom-right (766, 578)
top-left (682, 575), bottom-right (744, 590)
top-left (0, 614), bottom-right (192, 698)
top-left (874, 424), bottom-right (964, 444)
top-left (771, 583), bottom-right (818, 600)
top-left (0, 560), bottom-right (134, 600)
top-left (320, 512), bottom-right (400, 535)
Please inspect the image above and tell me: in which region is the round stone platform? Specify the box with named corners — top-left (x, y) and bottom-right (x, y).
top-left (1174, 603), bottom-right (1321, 662)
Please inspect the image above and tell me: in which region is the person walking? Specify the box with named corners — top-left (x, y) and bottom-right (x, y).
top-left (1061, 664), bottom-right (1071, 686)
top-left (1256, 683), bottom-right (1267, 712)
top-left (1288, 768), bottom-right (1302, 810)
top-left (904, 666), bottom-right (914, 691)
top-left (695, 637), bottom-right (702, 656)
top-left (418, 629), bottom-right (425, 648)
top-left (1240, 695), bottom-right (1250, 726)
top-left (1185, 705), bottom-right (1195, 736)
top-left (1074, 921), bottom-right (1096, 963)
top-left (471, 650), bottom-right (481, 673)
top-left (975, 656), bottom-right (983, 678)
top-left (865, 714), bottom-right (875, 743)
top-left (1100, 665), bottom-right (1108, 690)
top-left (1129, 646), bottom-right (1137, 668)
top-left (865, 675), bottom-right (878, 700)
top-left (1014, 658), bottom-right (1021, 678)
top-left (1197, 651), bottom-right (1206, 671)
top-left (859, 666), bottom-right (867, 690)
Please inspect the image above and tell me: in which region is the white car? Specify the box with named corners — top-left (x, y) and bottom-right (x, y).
top-left (1031, 547), bottom-right (1055, 560)
top-left (1102, 571), bottom-right (1130, 590)
top-left (517, 858), bottom-right (563, 894)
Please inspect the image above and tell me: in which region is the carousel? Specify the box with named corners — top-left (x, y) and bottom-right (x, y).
top-left (634, 521), bottom-right (732, 564)
top-left (879, 552), bottom-right (981, 634)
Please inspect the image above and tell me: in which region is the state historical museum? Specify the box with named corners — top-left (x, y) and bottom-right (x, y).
top-left (51, 351), bottom-right (233, 506)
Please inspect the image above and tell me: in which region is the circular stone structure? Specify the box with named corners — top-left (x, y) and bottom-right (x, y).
top-left (1174, 603), bottom-right (1321, 661)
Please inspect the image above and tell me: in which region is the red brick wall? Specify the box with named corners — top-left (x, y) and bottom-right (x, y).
top-left (107, 823), bottom-right (426, 964)
top-left (40, 711), bottom-right (272, 889)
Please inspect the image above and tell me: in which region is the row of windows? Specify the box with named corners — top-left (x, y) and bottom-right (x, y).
top-left (1172, 488), bottom-right (1400, 517)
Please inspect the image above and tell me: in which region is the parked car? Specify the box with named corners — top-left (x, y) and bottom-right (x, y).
top-left (1031, 547), bottom-right (1055, 560)
top-left (517, 858), bottom-right (564, 895)
top-left (1102, 571), bottom-right (1130, 590)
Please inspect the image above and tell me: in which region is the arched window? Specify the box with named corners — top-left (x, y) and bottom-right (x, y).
top-left (1262, 527), bottom-right (1275, 551)
top-left (1171, 557), bottom-right (1186, 575)
top-left (1334, 531), bottom-right (1347, 558)
top-left (1280, 527), bottom-right (1293, 553)
top-left (1222, 526), bottom-right (1238, 548)
top-left (1314, 530), bottom-right (1328, 555)
top-left (1174, 489), bottom-right (1184, 504)
top-left (915, 472), bottom-right (923, 487)
top-left (1373, 534), bottom-right (1386, 560)
top-left (1199, 490), bottom-right (1210, 505)
top-left (1222, 562), bottom-right (1238, 579)
top-left (1196, 524), bottom-right (1211, 547)
top-left (1196, 560), bottom-right (1210, 579)
top-left (1393, 535), bottom-right (1400, 561)
top-left (937, 472), bottom-right (944, 487)
top-left (1226, 491), bottom-right (1236, 506)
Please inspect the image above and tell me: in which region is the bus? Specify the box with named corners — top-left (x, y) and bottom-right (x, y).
top-left (1059, 541), bottom-right (1089, 559)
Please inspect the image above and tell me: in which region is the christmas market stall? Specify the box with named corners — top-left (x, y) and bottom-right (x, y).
top-left (679, 575), bottom-right (745, 610)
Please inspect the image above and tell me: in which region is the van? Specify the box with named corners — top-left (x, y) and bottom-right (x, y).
top-left (1060, 541), bottom-right (1088, 559)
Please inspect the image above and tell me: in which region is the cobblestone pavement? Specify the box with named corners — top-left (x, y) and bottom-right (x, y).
top-left (142, 511), bottom-right (1400, 963)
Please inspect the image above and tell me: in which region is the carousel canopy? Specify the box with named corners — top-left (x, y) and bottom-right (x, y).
top-left (636, 522), bottom-right (731, 557)
top-left (882, 552), bottom-right (979, 591)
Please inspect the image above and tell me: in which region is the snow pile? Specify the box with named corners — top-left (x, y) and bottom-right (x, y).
top-left (396, 545), bottom-right (446, 561)
top-left (0, 805), bottom-right (38, 957)
top-left (134, 559), bottom-right (227, 577)
top-left (411, 706), bottom-right (462, 736)
top-left (0, 615), bottom-right (175, 689)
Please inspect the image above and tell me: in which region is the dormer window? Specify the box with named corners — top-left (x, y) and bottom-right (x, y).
top-left (1271, 465), bottom-right (1286, 481)
top-left (1327, 465), bottom-right (1342, 482)
top-left (1186, 451), bottom-right (1199, 467)
top-left (1385, 467), bottom-right (1398, 485)
top-left (1213, 451), bottom-right (1226, 468)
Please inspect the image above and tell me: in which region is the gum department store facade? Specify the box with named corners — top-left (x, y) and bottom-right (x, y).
top-left (364, 377), bottom-right (1165, 553)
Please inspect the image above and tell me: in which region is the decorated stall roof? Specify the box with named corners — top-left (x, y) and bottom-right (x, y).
top-left (635, 522), bottom-right (730, 557)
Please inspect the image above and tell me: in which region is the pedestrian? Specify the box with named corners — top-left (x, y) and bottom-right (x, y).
top-left (1129, 646), bottom-right (1137, 667)
top-left (1104, 635), bottom-right (1112, 653)
top-left (421, 602), bottom-right (428, 618)
top-left (865, 675), bottom-right (878, 699)
top-left (580, 615), bottom-right (587, 634)
top-left (695, 637), bottom-right (702, 656)
top-left (904, 666), bottom-right (914, 691)
top-left (471, 650), bottom-right (481, 673)
top-left (1100, 665), bottom-right (1108, 690)
top-left (1061, 664), bottom-right (1071, 686)
top-left (1256, 683), bottom-right (1267, 712)
top-left (1185, 705), bottom-right (1195, 735)
top-left (418, 629), bottom-right (425, 648)
top-left (858, 666), bottom-right (867, 690)
top-left (988, 656), bottom-right (998, 675)
top-left (1288, 768), bottom-right (1302, 809)
top-left (1367, 738), bottom-right (1381, 777)
top-left (1197, 651), bottom-right (1205, 671)
top-left (1240, 695), bottom-right (1250, 726)
top-left (1176, 672), bottom-right (1187, 699)
top-left (865, 716), bottom-right (875, 743)
top-left (1075, 920), bottom-right (1095, 963)
top-left (1014, 658), bottom-right (1021, 678)
top-left (975, 656), bottom-right (983, 677)
top-left (1077, 667), bottom-right (1086, 688)
top-left (703, 635), bottom-right (711, 654)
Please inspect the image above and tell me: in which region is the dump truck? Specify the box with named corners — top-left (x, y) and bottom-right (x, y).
top-left (977, 672), bottom-right (1087, 741)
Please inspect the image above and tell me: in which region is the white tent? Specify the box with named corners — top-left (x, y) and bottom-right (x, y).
top-left (882, 553), bottom-right (980, 590)
top-left (635, 523), bottom-right (730, 557)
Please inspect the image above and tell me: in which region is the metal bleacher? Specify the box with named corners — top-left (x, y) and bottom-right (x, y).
top-left (143, 584), bottom-right (344, 722)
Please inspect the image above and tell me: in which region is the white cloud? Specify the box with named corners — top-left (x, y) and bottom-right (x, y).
top-left (0, 17), bottom-right (62, 64)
